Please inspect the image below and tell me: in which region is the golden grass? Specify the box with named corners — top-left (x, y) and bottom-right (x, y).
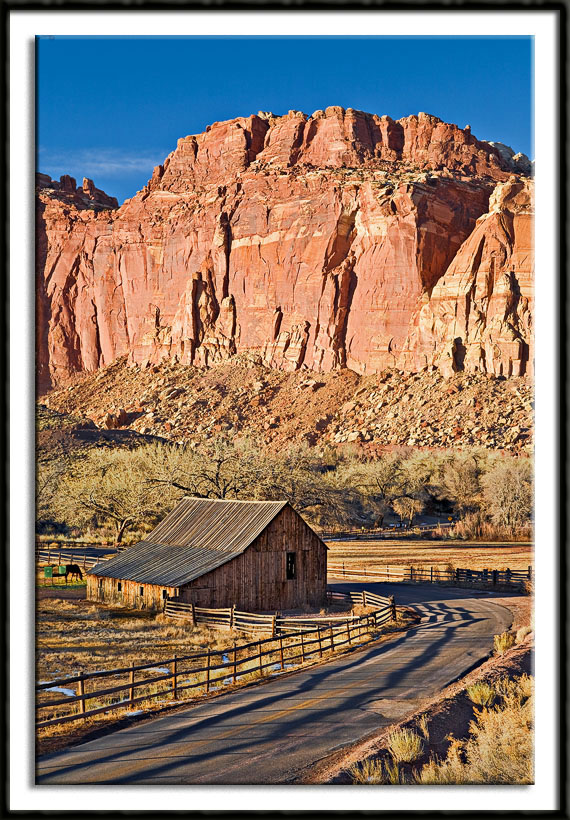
top-left (36, 598), bottom-right (236, 683)
top-left (326, 539), bottom-right (533, 573)
top-left (466, 682), bottom-right (496, 707)
top-left (416, 675), bottom-right (533, 785)
top-left (494, 632), bottom-right (516, 655)
top-left (387, 728), bottom-right (425, 763)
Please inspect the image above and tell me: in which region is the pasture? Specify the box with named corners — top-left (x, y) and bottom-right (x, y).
top-left (325, 539), bottom-right (533, 573)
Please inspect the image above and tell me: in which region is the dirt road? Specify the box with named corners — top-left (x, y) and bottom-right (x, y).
top-left (36, 582), bottom-right (514, 785)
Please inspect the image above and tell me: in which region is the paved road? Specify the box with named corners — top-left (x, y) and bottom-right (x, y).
top-left (36, 582), bottom-right (513, 785)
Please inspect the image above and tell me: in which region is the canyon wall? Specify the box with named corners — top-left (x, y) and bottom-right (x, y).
top-left (36, 108), bottom-right (533, 392)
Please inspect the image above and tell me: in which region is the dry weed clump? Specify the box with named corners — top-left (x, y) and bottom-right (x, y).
top-left (494, 631), bottom-right (516, 655)
top-left (350, 757), bottom-right (403, 785)
top-left (417, 713), bottom-right (430, 741)
top-left (516, 625), bottom-right (533, 643)
top-left (387, 728), bottom-right (425, 763)
top-left (466, 682), bottom-right (496, 707)
top-left (416, 675), bottom-right (533, 785)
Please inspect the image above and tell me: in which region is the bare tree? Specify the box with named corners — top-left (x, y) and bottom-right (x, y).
top-left (481, 458), bottom-right (533, 530)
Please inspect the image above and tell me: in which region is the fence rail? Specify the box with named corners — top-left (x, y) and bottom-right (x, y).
top-left (164, 591), bottom-right (393, 634)
top-left (36, 599), bottom-right (397, 729)
top-left (327, 563), bottom-right (532, 588)
top-left (36, 549), bottom-right (111, 570)
top-left (319, 523), bottom-right (454, 541)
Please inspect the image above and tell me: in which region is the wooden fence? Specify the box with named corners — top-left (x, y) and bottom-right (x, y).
top-left (36, 597), bottom-right (397, 729)
top-left (163, 589), bottom-right (393, 634)
top-left (327, 563), bottom-right (532, 588)
top-left (319, 523), bottom-right (453, 541)
top-left (36, 548), bottom-right (113, 570)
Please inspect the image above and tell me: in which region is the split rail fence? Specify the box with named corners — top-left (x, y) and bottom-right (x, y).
top-left (36, 594), bottom-right (396, 730)
top-left (36, 548), bottom-right (113, 570)
top-left (163, 588), bottom-right (393, 635)
top-left (319, 523), bottom-right (453, 541)
top-left (327, 563), bottom-right (532, 588)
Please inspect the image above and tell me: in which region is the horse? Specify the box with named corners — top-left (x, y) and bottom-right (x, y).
top-left (64, 564), bottom-right (83, 582)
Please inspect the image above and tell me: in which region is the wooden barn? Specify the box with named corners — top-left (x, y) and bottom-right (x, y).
top-left (86, 497), bottom-right (328, 611)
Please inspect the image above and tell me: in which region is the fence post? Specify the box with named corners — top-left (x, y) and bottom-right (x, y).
top-left (347, 620), bottom-right (352, 645)
top-left (191, 602), bottom-right (196, 626)
top-left (430, 566), bottom-right (433, 584)
top-left (342, 561), bottom-right (345, 578)
top-left (410, 566), bottom-right (413, 582)
top-left (492, 569), bottom-right (498, 585)
top-left (389, 596), bottom-right (396, 621)
top-left (329, 625), bottom-right (334, 651)
top-left (528, 565), bottom-right (532, 581)
top-left (272, 615), bottom-right (277, 638)
top-left (129, 662), bottom-right (135, 705)
top-left (279, 635), bottom-right (284, 670)
top-left (78, 675), bottom-right (86, 715)
top-left (363, 590), bottom-right (367, 608)
top-left (455, 568), bottom-right (460, 584)
top-left (317, 627), bottom-right (323, 658)
top-left (232, 641), bottom-right (237, 684)
top-left (300, 631), bottom-right (305, 663)
top-left (506, 567), bottom-right (512, 583)
top-left (206, 648), bottom-right (211, 693)
top-left (230, 605), bottom-right (235, 630)
top-left (171, 655), bottom-right (178, 700)
top-left (258, 641), bottom-right (263, 676)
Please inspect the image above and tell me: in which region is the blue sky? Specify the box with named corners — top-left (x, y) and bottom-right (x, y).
top-left (37, 36), bottom-right (533, 205)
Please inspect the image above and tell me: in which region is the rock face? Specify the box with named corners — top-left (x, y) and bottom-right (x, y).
top-left (36, 108), bottom-right (533, 392)
top-left (36, 173), bottom-right (119, 211)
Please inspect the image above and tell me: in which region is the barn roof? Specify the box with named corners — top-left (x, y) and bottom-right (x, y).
top-left (88, 497), bottom-right (291, 587)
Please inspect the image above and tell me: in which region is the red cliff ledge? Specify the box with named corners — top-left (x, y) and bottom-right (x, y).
top-left (36, 108), bottom-right (533, 392)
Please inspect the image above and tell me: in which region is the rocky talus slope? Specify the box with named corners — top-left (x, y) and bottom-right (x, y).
top-left (42, 357), bottom-right (532, 453)
top-left (37, 108), bottom-right (533, 393)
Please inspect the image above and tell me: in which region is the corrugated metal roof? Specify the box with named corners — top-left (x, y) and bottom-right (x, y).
top-left (88, 497), bottom-right (289, 587)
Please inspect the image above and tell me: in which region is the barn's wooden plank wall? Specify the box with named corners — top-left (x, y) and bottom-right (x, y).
top-left (86, 576), bottom-right (178, 610)
top-left (178, 505), bottom-right (327, 610)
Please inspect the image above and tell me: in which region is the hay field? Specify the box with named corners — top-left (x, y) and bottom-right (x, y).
top-left (36, 598), bottom-right (239, 684)
top-left (326, 539), bottom-right (533, 573)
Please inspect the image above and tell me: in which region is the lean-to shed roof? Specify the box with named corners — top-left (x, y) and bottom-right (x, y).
top-left (88, 497), bottom-right (289, 587)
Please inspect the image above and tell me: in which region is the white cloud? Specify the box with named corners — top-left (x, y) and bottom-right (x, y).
top-left (37, 146), bottom-right (170, 179)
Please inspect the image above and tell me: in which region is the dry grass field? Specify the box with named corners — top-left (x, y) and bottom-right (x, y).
top-left (326, 539), bottom-right (533, 573)
top-left (36, 598), bottom-right (239, 683)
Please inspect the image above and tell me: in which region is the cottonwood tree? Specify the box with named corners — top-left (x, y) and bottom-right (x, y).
top-left (57, 446), bottom-right (176, 544)
top-left (481, 458), bottom-right (533, 530)
top-left (144, 435), bottom-right (268, 500)
top-left (441, 454), bottom-right (484, 515)
top-left (342, 454), bottom-right (403, 527)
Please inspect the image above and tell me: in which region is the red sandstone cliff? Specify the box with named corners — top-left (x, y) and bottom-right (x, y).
top-left (36, 108), bottom-right (533, 392)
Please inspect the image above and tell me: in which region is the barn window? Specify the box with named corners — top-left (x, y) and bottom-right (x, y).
top-left (98, 579), bottom-right (103, 589)
top-left (286, 552), bottom-right (296, 580)
top-left (117, 582), bottom-right (122, 592)
top-left (140, 587), bottom-right (144, 597)
top-left (162, 589), bottom-right (167, 600)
